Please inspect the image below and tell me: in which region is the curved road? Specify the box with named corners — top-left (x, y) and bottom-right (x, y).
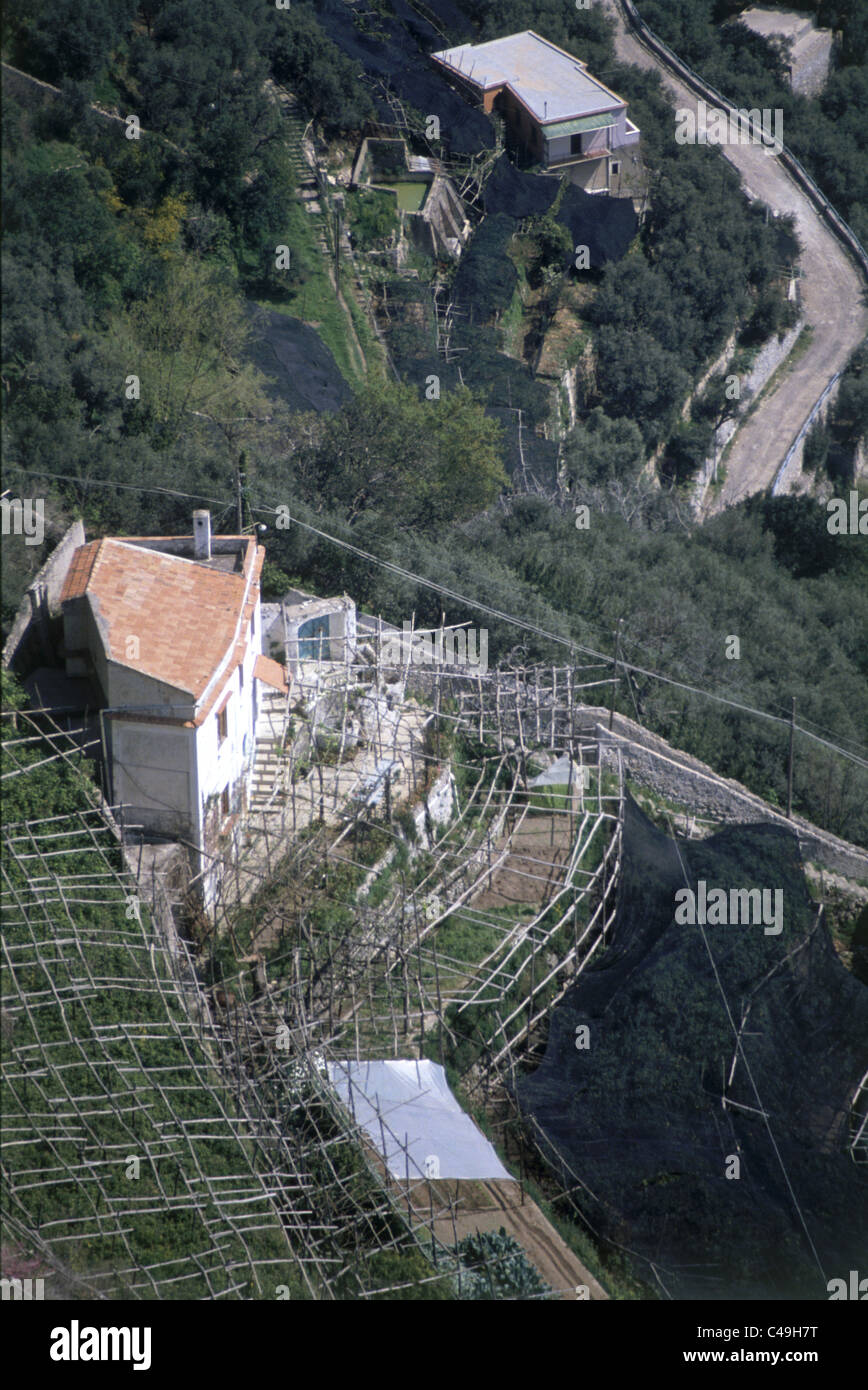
top-left (602, 1), bottom-right (868, 513)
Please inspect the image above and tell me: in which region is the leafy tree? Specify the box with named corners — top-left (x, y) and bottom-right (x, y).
top-left (594, 326), bottom-right (690, 447)
top-left (563, 408), bottom-right (646, 485)
top-left (4, 0), bottom-right (136, 84)
top-left (298, 377), bottom-right (506, 529)
top-left (662, 419), bottom-right (715, 484)
top-left (106, 257), bottom-right (271, 446)
top-left (267, 8), bottom-right (375, 135)
top-left (525, 212), bottom-right (574, 283)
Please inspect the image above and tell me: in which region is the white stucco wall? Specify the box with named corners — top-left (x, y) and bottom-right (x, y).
top-left (105, 661), bottom-right (192, 716)
top-left (195, 627), bottom-right (259, 833)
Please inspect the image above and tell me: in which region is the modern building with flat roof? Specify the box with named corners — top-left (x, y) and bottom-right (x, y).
top-left (432, 30), bottom-right (640, 191)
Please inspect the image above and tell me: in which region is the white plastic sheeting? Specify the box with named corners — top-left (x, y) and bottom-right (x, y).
top-left (529, 753), bottom-right (588, 789)
top-left (325, 1059), bottom-right (513, 1182)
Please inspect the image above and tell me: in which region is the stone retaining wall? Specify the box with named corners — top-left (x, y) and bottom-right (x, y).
top-left (574, 705), bottom-right (868, 882)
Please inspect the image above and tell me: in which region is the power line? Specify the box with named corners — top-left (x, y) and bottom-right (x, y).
top-left (275, 508), bottom-right (868, 772)
top-left (7, 462), bottom-right (868, 771)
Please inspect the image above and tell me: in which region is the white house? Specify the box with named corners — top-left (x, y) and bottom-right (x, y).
top-left (432, 31), bottom-right (640, 192)
top-left (59, 510), bottom-right (289, 902)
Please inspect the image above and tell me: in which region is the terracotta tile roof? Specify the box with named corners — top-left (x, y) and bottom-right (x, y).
top-left (60, 541), bottom-right (101, 602)
top-left (61, 537), bottom-right (263, 701)
top-left (254, 654), bottom-right (290, 693)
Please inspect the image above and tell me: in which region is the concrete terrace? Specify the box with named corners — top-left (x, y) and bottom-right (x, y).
top-left (214, 666), bottom-right (430, 922)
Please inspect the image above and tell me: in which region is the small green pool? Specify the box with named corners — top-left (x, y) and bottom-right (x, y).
top-left (373, 180), bottom-right (430, 212)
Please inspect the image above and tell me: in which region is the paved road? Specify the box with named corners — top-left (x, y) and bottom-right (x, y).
top-left (602, 1), bottom-right (868, 513)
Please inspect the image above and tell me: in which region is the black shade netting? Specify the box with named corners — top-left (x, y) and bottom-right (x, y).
top-left (379, 273), bottom-right (555, 487)
top-left (452, 213), bottom-right (518, 323)
top-left (485, 407), bottom-right (560, 489)
top-left (557, 185), bottom-right (638, 268)
top-left (315, 0), bottom-right (494, 155)
top-left (515, 794), bottom-right (868, 1300)
top-left (245, 306), bottom-right (352, 414)
top-left (483, 154), bottom-right (559, 219)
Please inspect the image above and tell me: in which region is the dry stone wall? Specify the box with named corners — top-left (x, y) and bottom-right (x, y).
top-left (575, 705), bottom-right (868, 882)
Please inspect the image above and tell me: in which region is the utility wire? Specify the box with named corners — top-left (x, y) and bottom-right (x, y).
top-left (7, 463), bottom-right (868, 770)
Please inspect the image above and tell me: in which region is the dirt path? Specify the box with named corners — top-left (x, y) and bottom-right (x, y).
top-left (470, 815), bottom-right (574, 912)
top-left (603, 1), bottom-right (868, 512)
top-left (425, 1179), bottom-right (608, 1300)
top-left (331, 265), bottom-right (368, 379)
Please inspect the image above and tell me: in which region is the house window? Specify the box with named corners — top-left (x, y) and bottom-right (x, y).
top-left (571, 133), bottom-right (583, 155)
top-left (611, 160), bottom-right (621, 174)
top-left (220, 787), bottom-right (230, 818)
top-left (217, 706), bottom-right (229, 743)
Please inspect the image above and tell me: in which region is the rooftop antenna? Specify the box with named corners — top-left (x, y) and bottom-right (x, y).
top-left (544, 100), bottom-right (547, 117)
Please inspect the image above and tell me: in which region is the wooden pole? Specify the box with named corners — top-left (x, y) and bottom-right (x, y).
top-left (432, 935), bottom-right (445, 1069)
top-left (551, 667), bottom-right (558, 748)
top-left (235, 454), bottom-right (245, 533)
top-left (786, 696), bottom-right (796, 819)
top-left (608, 618), bottom-right (623, 732)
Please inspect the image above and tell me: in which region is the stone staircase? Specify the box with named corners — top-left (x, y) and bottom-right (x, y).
top-left (279, 88), bottom-right (331, 254)
top-left (249, 689), bottom-right (292, 807)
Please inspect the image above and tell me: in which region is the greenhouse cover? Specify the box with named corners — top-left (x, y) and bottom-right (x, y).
top-left (326, 1059), bottom-right (513, 1181)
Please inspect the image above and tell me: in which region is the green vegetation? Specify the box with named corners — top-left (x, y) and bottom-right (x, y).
top-left (291, 375), bottom-right (507, 529)
top-left (1, 685), bottom-right (304, 1298)
top-left (454, 1229), bottom-right (553, 1299)
top-left (346, 187), bottom-right (399, 250)
top-left (802, 341), bottom-right (868, 486)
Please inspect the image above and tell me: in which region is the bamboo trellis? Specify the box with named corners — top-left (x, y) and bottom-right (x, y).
top-left (2, 640), bottom-right (630, 1299)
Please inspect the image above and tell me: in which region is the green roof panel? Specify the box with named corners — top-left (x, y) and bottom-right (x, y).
top-left (544, 113), bottom-right (616, 139)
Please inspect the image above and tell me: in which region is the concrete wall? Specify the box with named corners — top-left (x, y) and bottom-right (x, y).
top-left (692, 318), bottom-right (804, 512)
top-left (408, 175), bottom-right (469, 261)
top-left (545, 133), bottom-right (573, 163)
top-left (3, 519), bottom-right (85, 673)
top-left (105, 661), bottom-right (191, 716)
top-left (583, 126), bottom-right (611, 156)
top-left (560, 156), bottom-right (610, 192)
top-left (736, 12), bottom-right (832, 97)
top-left (283, 596), bottom-right (356, 676)
top-left (111, 720), bottom-right (196, 840)
top-left (65, 595), bottom-right (113, 698)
